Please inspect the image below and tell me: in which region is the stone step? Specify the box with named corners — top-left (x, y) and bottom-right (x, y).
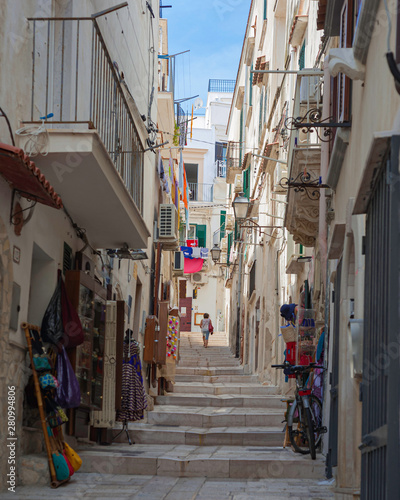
top-left (177, 360), bottom-right (240, 367)
top-left (175, 367), bottom-right (245, 376)
top-left (155, 393), bottom-right (284, 409)
top-left (113, 423), bottom-right (284, 447)
top-left (174, 374), bottom-right (259, 383)
top-left (147, 406), bottom-right (283, 427)
top-left (78, 443), bottom-right (326, 479)
top-left (172, 382), bottom-right (279, 396)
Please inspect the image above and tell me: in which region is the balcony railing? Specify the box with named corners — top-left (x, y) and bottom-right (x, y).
top-left (215, 160), bottom-right (226, 178)
top-left (28, 17), bottom-right (144, 213)
top-left (188, 183), bottom-right (214, 202)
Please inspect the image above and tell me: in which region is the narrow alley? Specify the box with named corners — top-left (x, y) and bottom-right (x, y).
top-left (2, 330), bottom-right (332, 499)
top-left (0, 0), bottom-right (399, 498)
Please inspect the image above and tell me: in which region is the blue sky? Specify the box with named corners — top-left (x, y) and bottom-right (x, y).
top-left (164, 0), bottom-right (251, 115)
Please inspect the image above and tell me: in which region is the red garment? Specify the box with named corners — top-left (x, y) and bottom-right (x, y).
top-left (183, 257), bottom-right (203, 274)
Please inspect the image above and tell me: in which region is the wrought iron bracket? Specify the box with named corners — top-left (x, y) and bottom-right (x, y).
top-left (285, 108), bottom-right (351, 142)
top-left (10, 189), bottom-right (37, 227)
top-left (279, 172), bottom-right (330, 200)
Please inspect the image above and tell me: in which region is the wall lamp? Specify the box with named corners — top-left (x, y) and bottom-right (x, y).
top-left (232, 193), bottom-right (283, 229)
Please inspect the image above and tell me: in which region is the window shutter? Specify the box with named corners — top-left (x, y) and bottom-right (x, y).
top-left (249, 64), bottom-right (253, 106)
top-left (220, 210), bottom-right (226, 240)
top-left (338, 0), bottom-right (353, 122)
top-left (227, 232), bottom-right (233, 264)
top-left (298, 42), bottom-right (305, 70)
top-left (263, 0), bottom-right (267, 19)
top-left (196, 224), bottom-right (207, 248)
top-left (215, 142), bottom-right (224, 161)
top-left (243, 168), bottom-right (250, 199)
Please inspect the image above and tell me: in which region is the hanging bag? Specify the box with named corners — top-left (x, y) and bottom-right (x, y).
top-left (55, 346), bottom-right (81, 409)
top-left (209, 320), bottom-right (214, 335)
top-left (63, 441), bottom-right (82, 471)
top-left (41, 278), bottom-right (63, 346)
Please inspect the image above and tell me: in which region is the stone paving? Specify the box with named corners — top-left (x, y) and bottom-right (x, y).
top-left (3, 473), bottom-right (334, 499)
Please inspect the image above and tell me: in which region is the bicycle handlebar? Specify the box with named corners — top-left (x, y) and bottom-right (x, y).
top-left (271, 363), bottom-right (324, 371)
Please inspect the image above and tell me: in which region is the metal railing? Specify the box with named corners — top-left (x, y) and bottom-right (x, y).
top-left (188, 183), bottom-right (214, 202)
top-left (215, 160), bottom-right (226, 178)
top-left (208, 79), bottom-right (236, 93)
top-left (28, 17), bottom-right (144, 213)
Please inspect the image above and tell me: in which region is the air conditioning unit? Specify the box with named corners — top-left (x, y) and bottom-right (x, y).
top-left (173, 251), bottom-right (184, 274)
top-left (225, 215), bottom-right (234, 231)
top-left (234, 174), bottom-right (243, 193)
top-left (299, 74), bottom-right (321, 104)
top-left (159, 204), bottom-right (178, 240)
top-left (191, 272), bottom-right (208, 285)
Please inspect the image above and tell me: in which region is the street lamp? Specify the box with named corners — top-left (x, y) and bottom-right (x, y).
top-left (232, 192), bottom-right (251, 221)
top-left (211, 244), bottom-right (222, 263)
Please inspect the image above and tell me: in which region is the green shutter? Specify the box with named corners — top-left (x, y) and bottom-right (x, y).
top-left (220, 210), bottom-right (226, 240)
top-left (243, 168), bottom-right (250, 199)
top-left (196, 224), bottom-right (207, 248)
top-left (263, 0), bottom-right (267, 19)
top-left (227, 232), bottom-right (233, 265)
top-left (299, 42), bottom-right (305, 70)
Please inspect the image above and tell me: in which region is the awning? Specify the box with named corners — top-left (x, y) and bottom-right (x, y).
top-left (0, 143), bottom-right (62, 209)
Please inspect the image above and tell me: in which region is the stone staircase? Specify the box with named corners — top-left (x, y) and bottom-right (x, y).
top-left (78, 331), bottom-right (326, 479)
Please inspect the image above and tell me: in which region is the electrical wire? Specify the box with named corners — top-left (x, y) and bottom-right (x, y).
top-left (15, 119), bottom-right (49, 157)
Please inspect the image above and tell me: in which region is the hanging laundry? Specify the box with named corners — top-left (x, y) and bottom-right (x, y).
top-left (180, 246), bottom-right (193, 258)
top-left (183, 257), bottom-right (204, 274)
top-left (116, 340), bottom-right (147, 422)
top-left (178, 150), bottom-right (184, 191)
top-left (192, 247), bottom-right (201, 258)
top-left (200, 248), bottom-right (209, 259)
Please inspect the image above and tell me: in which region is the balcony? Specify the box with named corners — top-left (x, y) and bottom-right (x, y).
top-left (188, 183), bottom-right (214, 202)
top-left (215, 160), bottom-right (226, 178)
top-left (226, 141), bottom-right (242, 183)
top-left (283, 70), bottom-right (325, 247)
top-left (20, 16), bottom-right (150, 249)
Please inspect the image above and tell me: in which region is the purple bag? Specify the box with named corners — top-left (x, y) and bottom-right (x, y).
top-left (56, 346), bottom-right (81, 409)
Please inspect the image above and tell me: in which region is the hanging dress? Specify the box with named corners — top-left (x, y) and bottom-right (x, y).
top-left (116, 341), bottom-right (147, 422)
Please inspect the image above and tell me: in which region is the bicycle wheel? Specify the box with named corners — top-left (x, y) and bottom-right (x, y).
top-left (305, 407), bottom-right (316, 459)
top-left (309, 395), bottom-right (323, 448)
top-left (288, 403), bottom-right (310, 455)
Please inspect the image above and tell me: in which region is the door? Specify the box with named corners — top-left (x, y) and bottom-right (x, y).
top-left (360, 136), bottom-right (400, 499)
top-left (326, 259), bottom-right (341, 478)
top-left (179, 297), bottom-right (192, 332)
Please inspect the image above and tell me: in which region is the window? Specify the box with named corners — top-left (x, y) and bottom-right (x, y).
top-left (249, 261), bottom-right (256, 297)
top-left (188, 225), bottom-right (197, 239)
top-left (298, 41), bottom-right (305, 70)
top-left (215, 142), bottom-right (227, 161)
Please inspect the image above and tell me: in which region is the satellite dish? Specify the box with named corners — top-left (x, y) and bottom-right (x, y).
top-left (194, 98), bottom-right (203, 110)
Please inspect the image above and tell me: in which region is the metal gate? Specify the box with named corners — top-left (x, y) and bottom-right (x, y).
top-left (326, 259), bottom-right (341, 478)
top-left (361, 136), bottom-right (400, 499)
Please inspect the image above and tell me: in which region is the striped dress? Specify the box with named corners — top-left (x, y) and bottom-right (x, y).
top-left (116, 342), bottom-right (147, 422)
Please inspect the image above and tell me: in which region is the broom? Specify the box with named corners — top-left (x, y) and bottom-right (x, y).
top-left (22, 322), bottom-right (69, 488)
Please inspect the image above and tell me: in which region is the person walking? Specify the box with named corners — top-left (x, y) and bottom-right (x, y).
top-left (200, 313), bottom-right (213, 348)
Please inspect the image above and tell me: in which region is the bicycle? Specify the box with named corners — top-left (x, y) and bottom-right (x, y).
top-left (272, 362), bottom-right (326, 459)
